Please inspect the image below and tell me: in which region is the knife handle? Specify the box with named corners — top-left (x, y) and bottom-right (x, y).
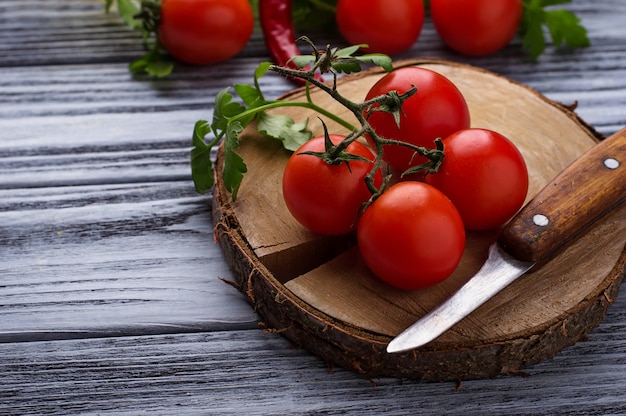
top-left (499, 127), bottom-right (626, 263)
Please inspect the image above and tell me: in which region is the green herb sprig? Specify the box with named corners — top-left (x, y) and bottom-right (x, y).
top-left (105, 0), bottom-right (174, 77)
top-left (190, 38), bottom-right (444, 201)
top-left (521, 0), bottom-right (590, 59)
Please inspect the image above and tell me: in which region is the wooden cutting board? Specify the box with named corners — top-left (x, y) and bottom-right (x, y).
top-left (212, 59), bottom-right (626, 381)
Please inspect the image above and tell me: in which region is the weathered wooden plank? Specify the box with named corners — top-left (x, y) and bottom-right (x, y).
top-left (0, 181), bottom-right (258, 341)
top-left (0, 0), bottom-right (624, 413)
top-left (0, 61), bottom-right (285, 119)
top-left (0, 113), bottom-right (201, 188)
top-left (0, 296), bottom-right (624, 416)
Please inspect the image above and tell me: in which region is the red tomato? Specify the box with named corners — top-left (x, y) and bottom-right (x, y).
top-left (336, 0), bottom-right (425, 55)
top-left (158, 0), bottom-right (254, 65)
top-left (425, 128), bottom-right (529, 231)
top-left (364, 67), bottom-right (470, 173)
top-left (282, 135), bottom-right (382, 236)
top-left (430, 0), bottom-right (523, 56)
top-left (357, 181), bottom-right (465, 290)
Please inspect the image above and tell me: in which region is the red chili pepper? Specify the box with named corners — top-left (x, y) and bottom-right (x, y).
top-left (258, 0), bottom-right (323, 84)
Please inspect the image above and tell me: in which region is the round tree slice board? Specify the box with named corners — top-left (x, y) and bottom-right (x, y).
top-left (212, 59), bottom-right (626, 381)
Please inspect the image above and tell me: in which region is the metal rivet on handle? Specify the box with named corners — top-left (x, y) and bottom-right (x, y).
top-left (533, 214), bottom-right (549, 227)
top-left (604, 158), bottom-right (620, 169)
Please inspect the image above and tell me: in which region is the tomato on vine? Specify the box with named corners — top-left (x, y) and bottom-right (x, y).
top-left (357, 181), bottom-right (466, 290)
top-left (282, 134), bottom-right (382, 236)
top-left (430, 0), bottom-right (523, 56)
top-left (364, 66), bottom-right (470, 173)
top-left (335, 0), bottom-right (425, 55)
top-left (425, 128), bottom-right (529, 231)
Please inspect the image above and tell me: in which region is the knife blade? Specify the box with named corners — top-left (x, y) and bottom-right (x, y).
top-left (387, 127), bottom-right (626, 353)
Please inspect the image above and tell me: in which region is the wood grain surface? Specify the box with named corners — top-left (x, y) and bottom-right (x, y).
top-left (1, 0), bottom-right (625, 414)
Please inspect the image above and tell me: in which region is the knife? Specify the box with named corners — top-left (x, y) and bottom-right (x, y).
top-left (387, 127), bottom-right (626, 353)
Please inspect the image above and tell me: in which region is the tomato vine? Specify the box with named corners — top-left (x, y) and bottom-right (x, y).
top-left (190, 37), bottom-right (445, 200)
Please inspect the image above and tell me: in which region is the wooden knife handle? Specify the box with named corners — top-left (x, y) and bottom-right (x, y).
top-left (499, 127), bottom-right (626, 263)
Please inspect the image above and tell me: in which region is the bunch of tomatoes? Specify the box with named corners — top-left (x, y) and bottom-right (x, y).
top-left (131, 0), bottom-right (522, 70)
top-left (282, 67), bottom-right (529, 291)
top-left (152, 0), bottom-right (529, 291)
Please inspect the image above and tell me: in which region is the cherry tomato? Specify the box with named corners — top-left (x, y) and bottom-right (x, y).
top-left (282, 135), bottom-right (382, 236)
top-left (158, 0), bottom-right (254, 65)
top-left (336, 0), bottom-right (425, 55)
top-left (425, 128), bottom-right (529, 231)
top-left (430, 0), bottom-right (523, 56)
top-left (364, 67), bottom-right (470, 173)
top-left (357, 181), bottom-right (465, 290)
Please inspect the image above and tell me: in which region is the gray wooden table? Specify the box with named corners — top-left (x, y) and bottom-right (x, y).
top-left (1, 1), bottom-right (625, 414)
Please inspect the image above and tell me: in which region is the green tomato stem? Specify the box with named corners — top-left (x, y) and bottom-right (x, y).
top-left (228, 99), bottom-right (357, 134)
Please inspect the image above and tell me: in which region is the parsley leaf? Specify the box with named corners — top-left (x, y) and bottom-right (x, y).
top-left (191, 121), bottom-right (215, 194)
top-left (190, 88), bottom-right (249, 196)
top-left (106, 0), bottom-right (141, 29)
top-left (210, 89), bottom-right (250, 198)
top-left (222, 121), bottom-right (248, 199)
top-left (233, 83), bottom-right (265, 110)
top-left (212, 88), bottom-right (248, 133)
top-left (257, 113), bottom-right (312, 151)
top-left (106, 0), bottom-right (175, 77)
top-left (545, 9), bottom-right (590, 48)
top-left (129, 48), bottom-right (174, 78)
top-left (521, 0), bottom-right (590, 59)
